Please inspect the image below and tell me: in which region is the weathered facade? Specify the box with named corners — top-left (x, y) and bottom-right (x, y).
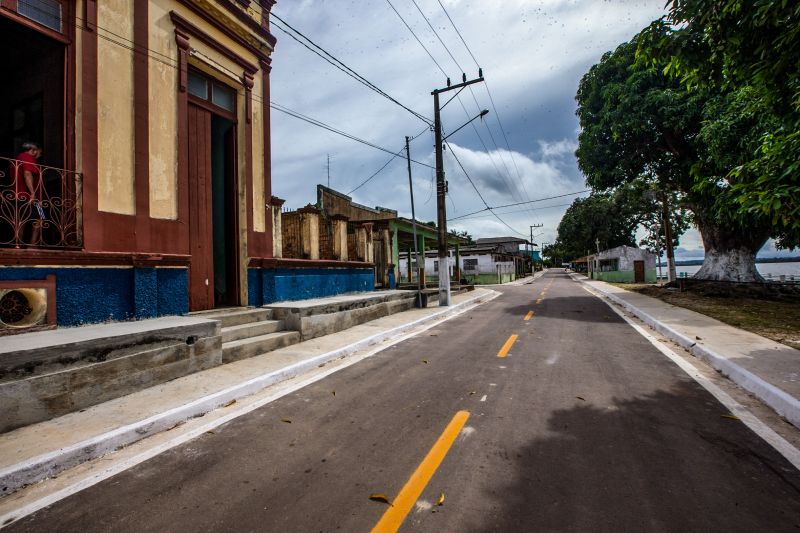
top-left (0, 0), bottom-right (280, 328)
top-left (588, 245), bottom-right (657, 283)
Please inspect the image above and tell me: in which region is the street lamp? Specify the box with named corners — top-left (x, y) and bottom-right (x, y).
top-left (444, 109), bottom-right (489, 141)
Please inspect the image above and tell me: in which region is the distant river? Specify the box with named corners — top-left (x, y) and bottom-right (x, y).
top-left (659, 261), bottom-right (800, 280)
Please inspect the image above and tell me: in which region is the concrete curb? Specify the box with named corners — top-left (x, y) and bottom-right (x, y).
top-left (0, 289), bottom-right (499, 495)
top-left (572, 274), bottom-right (800, 429)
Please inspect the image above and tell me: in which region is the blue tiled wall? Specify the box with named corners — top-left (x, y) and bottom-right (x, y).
top-left (0, 267), bottom-right (188, 326)
top-left (248, 267), bottom-right (374, 306)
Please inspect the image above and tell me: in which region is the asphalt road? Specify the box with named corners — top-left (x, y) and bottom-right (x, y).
top-left (8, 271), bottom-right (800, 532)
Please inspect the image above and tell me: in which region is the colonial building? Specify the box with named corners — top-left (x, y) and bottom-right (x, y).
top-left (0, 0), bottom-right (280, 329)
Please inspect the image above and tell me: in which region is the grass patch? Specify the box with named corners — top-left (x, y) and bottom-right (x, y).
top-left (623, 282), bottom-right (800, 350)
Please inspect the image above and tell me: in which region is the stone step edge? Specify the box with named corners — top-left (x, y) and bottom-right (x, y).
top-left (0, 289), bottom-right (499, 496)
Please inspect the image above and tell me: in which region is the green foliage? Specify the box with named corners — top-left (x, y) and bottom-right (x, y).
top-left (639, 2), bottom-right (800, 244)
top-left (552, 193), bottom-right (641, 261)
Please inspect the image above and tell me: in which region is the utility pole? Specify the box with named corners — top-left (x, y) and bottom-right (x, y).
top-left (661, 193), bottom-right (677, 282)
top-left (433, 73), bottom-right (485, 306)
top-left (530, 223), bottom-right (542, 274)
top-left (405, 136), bottom-right (423, 307)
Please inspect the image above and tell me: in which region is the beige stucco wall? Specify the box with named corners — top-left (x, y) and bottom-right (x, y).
top-left (148, 0), bottom-right (179, 219)
top-left (252, 74), bottom-right (266, 232)
top-left (96, 0), bottom-right (136, 215)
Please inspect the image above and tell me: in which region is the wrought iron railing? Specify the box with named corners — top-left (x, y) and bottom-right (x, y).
top-left (0, 156), bottom-right (83, 249)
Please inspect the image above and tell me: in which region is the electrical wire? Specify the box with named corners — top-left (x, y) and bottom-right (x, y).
top-left (269, 102), bottom-right (434, 169)
top-left (435, 0), bottom-right (533, 217)
top-left (270, 14), bottom-right (432, 125)
top-left (444, 140), bottom-right (526, 237)
top-left (447, 202), bottom-right (575, 222)
top-left (406, 1), bottom-right (536, 218)
top-left (447, 190), bottom-right (591, 221)
top-left (386, 1), bottom-right (530, 218)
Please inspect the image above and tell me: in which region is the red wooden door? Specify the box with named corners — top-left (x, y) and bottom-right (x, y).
top-left (188, 104), bottom-right (214, 311)
top-left (634, 260), bottom-right (645, 283)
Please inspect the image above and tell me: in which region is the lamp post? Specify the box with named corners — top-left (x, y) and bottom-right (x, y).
top-left (432, 74), bottom-right (486, 306)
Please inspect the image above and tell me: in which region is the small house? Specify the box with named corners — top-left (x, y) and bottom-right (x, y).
top-left (588, 245), bottom-right (657, 283)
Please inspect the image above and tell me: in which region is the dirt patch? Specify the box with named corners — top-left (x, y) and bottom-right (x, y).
top-left (621, 282), bottom-right (800, 350)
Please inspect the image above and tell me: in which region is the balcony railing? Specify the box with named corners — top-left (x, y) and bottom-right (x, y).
top-left (0, 156), bottom-right (82, 249)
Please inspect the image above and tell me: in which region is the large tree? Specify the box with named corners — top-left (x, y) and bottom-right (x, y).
top-left (575, 33), bottom-right (778, 281)
top-left (640, 1), bottom-right (800, 238)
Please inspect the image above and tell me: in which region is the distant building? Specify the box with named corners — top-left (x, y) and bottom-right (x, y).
top-left (588, 245), bottom-right (656, 283)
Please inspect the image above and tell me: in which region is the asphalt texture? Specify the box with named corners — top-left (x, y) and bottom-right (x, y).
top-left (7, 271), bottom-right (800, 532)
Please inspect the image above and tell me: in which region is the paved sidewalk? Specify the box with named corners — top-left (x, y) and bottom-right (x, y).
top-left (0, 288), bottom-right (498, 495)
top-left (574, 275), bottom-right (800, 429)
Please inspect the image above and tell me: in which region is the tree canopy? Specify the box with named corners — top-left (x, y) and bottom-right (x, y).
top-left (574, 26), bottom-right (792, 281)
top-left (551, 193), bottom-right (640, 262)
top-left (639, 2), bottom-right (800, 242)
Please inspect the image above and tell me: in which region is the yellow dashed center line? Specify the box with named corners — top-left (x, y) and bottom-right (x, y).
top-left (497, 334), bottom-right (518, 358)
top-left (523, 310), bottom-right (534, 321)
top-left (371, 411), bottom-right (470, 533)
top-left (535, 298), bottom-right (543, 304)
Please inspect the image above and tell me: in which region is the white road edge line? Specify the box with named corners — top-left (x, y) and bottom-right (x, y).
top-left (580, 284), bottom-right (800, 471)
top-left (0, 292), bottom-right (500, 528)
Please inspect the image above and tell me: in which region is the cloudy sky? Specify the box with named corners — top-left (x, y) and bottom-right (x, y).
top-left (267, 0), bottom-right (752, 259)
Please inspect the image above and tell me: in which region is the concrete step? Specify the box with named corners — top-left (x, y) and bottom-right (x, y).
top-left (221, 320), bottom-right (285, 344)
top-left (222, 331), bottom-right (301, 363)
top-left (191, 308), bottom-right (273, 328)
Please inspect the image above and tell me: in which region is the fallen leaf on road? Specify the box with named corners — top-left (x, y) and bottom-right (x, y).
top-left (222, 399), bottom-right (237, 408)
top-left (575, 396), bottom-right (586, 401)
top-left (331, 390), bottom-right (336, 396)
top-left (696, 336), bottom-right (702, 340)
top-left (422, 359), bottom-right (429, 364)
top-left (469, 391), bottom-right (476, 395)
top-left (206, 430), bottom-right (216, 435)
top-left (437, 492), bottom-right (445, 506)
top-left (369, 493), bottom-right (392, 505)
top-left (281, 418), bottom-right (292, 424)
top-left (721, 414), bottom-right (740, 421)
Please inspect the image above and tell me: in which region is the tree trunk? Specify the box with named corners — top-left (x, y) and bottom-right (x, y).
top-left (694, 219), bottom-right (768, 282)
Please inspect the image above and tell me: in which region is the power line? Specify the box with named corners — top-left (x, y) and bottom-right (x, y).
top-left (270, 102), bottom-right (434, 169)
top-left (447, 190), bottom-right (591, 221)
top-left (270, 13), bottom-right (432, 124)
top-left (347, 125), bottom-right (430, 194)
top-left (384, 0), bottom-right (448, 77)
top-left (405, 1), bottom-right (536, 218)
top-left (447, 202), bottom-right (575, 222)
top-left (435, 0), bottom-right (480, 67)
top-left (435, 0), bottom-right (533, 218)
top-left (444, 140), bottom-right (526, 237)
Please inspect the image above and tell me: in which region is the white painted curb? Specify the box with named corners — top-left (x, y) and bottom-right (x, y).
top-left (0, 289), bottom-right (498, 495)
top-left (572, 275), bottom-right (800, 429)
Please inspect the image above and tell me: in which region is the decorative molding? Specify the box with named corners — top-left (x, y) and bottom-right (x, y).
top-left (170, 11), bottom-right (259, 74)
top-left (173, 2), bottom-right (275, 58)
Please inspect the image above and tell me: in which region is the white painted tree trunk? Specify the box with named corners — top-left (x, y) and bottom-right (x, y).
top-left (695, 247), bottom-right (762, 282)
top-left (694, 219), bottom-right (767, 282)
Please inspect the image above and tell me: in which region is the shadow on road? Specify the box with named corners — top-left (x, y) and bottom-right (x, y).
top-left (503, 295), bottom-right (627, 325)
top-left (467, 381), bottom-right (800, 532)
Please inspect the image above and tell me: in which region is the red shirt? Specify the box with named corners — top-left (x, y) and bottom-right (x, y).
top-left (14, 151), bottom-right (40, 199)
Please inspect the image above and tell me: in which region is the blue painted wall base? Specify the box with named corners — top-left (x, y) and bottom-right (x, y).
top-left (248, 267), bottom-right (374, 306)
top-left (0, 266), bottom-right (188, 326)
